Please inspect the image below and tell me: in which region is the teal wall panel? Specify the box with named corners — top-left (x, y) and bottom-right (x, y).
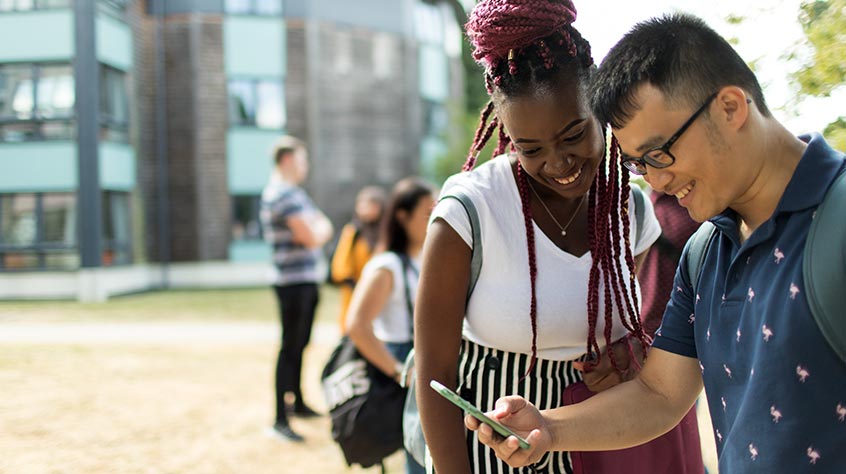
top-left (99, 142), bottom-right (136, 191)
top-left (419, 44), bottom-right (448, 102)
top-left (96, 14), bottom-right (133, 71)
top-left (228, 240), bottom-right (271, 262)
top-left (227, 129), bottom-right (279, 194)
top-left (0, 11), bottom-right (74, 62)
top-left (224, 17), bottom-right (285, 77)
top-left (0, 142), bottom-right (77, 192)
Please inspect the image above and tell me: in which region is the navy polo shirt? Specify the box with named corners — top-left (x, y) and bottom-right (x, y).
top-left (653, 133), bottom-right (846, 473)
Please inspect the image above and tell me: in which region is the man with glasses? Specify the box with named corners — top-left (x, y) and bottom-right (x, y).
top-left (465, 13), bottom-right (846, 473)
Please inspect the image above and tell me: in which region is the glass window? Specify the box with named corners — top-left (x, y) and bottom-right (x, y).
top-left (255, 81), bottom-right (284, 129)
top-left (102, 192), bottom-right (132, 266)
top-left (225, 0), bottom-right (281, 15)
top-left (0, 63), bottom-right (75, 142)
top-left (0, 194), bottom-right (37, 245)
top-left (0, 193), bottom-right (79, 271)
top-left (37, 65), bottom-right (74, 119)
top-left (232, 195), bottom-right (262, 241)
top-left (254, 0), bottom-right (281, 15)
top-left (228, 79), bottom-right (284, 129)
top-left (42, 193), bottom-right (76, 244)
top-left (228, 80), bottom-right (256, 126)
top-left (372, 33), bottom-right (396, 80)
top-left (99, 66), bottom-right (129, 141)
top-left (0, 64), bottom-right (34, 120)
top-left (0, 0), bottom-right (70, 11)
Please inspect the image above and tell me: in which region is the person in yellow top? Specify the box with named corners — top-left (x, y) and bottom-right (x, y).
top-left (330, 186), bottom-right (386, 332)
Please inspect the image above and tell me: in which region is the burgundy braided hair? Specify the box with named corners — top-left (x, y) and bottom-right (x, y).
top-left (463, 0), bottom-right (649, 375)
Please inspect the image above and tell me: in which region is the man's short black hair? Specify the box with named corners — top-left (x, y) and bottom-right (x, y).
top-left (589, 13), bottom-right (770, 129)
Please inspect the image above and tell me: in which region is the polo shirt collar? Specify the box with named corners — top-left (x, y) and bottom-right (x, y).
top-left (710, 133), bottom-right (845, 234)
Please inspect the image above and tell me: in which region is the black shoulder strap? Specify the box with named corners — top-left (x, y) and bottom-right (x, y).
top-left (631, 184), bottom-right (646, 246)
top-left (803, 169), bottom-right (846, 364)
top-left (686, 222), bottom-right (718, 291)
top-left (438, 190), bottom-right (483, 303)
top-left (398, 253), bottom-right (417, 328)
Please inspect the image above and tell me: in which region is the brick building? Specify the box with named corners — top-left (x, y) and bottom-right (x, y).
top-left (0, 0), bottom-right (463, 300)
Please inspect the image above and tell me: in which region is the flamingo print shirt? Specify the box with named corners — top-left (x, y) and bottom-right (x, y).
top-left (653, 133), bottom-right (846, 473)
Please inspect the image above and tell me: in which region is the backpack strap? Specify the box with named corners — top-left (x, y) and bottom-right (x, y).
top-left (803, 170), bottom-right (846, 364)
top-left (631, 185), bottom-right (646, 247)
top-left (439, 190), bottom-right (483, 303)
top-left (400, 190), bottom-right (483, 387)
top-left (685, 221), bottom-right (718, 291)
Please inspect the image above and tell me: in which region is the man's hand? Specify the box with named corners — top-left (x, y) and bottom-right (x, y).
top-left (575, 337), bottom-right (645, 392)
top-left (464, 396), bottom-right (551, 468)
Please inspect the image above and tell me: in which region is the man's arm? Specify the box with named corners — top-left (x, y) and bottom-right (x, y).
top-left (287, 211), bottom-right (333, 249)
top-left (467, 348), bottom-right (703, 468)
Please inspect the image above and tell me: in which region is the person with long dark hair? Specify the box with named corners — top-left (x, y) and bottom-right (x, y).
top-left (414, 1), bottom-right (703, 473)
top-left (346, 177), bottom-right (436, 474)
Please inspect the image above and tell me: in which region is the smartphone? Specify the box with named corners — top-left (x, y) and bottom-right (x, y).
top-left (429, 380), bottom-right (531, 449)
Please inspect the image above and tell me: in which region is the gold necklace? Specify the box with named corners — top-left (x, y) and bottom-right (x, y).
top-left (526, 178), bottom-right (585, 237)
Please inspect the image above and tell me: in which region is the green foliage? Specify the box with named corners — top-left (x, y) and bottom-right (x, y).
top-left (792, 0), bottom-right (846, 97)
top-left (823, 116), bottom-right (846, 151)
top-left (431, 104), bottom-right (499, 186)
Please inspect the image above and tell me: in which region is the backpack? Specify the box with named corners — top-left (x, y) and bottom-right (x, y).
top-left (684, 170), bottom-right (846, 363)
top-left (321, 252), bottom-right (416, 469)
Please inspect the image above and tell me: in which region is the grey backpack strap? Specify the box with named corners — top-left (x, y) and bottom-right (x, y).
top-left (803, 170), bottom-right (846, 364)
top-left (631, 185), bottom-right (646, 246)
top-left (439, 190), bottom-right (483, 303)
top-left (685, 222), bottom-right (718, 291)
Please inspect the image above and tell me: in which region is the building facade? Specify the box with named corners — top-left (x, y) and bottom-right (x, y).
top-left (0, 0), bottom-right (463, 300)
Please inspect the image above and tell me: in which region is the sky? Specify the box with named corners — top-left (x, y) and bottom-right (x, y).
top-left (466, 0), bottom-right (844, 134)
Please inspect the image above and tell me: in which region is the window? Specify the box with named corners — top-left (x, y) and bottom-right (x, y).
top-left (224, 0), bottom-right (281, 15)
top-left (0, 63), bottom-right (75, 142)
top-left (102, 192), bottom-right (132, 266)
top-left (100, 65), bottom-right (129, 142)
top-left (423, 99), bottom-right (448, 137)
top-left (372, 33), bottom-right (397, 80)
top-left (0, 0), bottom-right (71, 11)
top-left (0, 193), bottom-right (78, 271)
top-left (227, 79), bottom-right (285, 129)
top-left (231, 195), bottom-right (262, 241)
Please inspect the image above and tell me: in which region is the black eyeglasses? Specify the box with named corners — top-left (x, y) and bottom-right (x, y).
top-left (621, 92), bottom-right (718, 175)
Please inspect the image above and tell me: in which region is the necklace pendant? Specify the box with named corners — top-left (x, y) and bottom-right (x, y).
top-left (561, 230), bottom-right (567, 237)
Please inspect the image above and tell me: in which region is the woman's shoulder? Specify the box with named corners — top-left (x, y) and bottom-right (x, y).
top-left (363, 251), bottom-right (403, 273)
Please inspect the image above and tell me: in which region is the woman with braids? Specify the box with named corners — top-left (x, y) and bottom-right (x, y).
top-left (414, 1), bottom-right (703, 473)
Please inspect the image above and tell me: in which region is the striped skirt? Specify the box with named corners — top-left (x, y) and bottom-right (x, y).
top-left (457, 339), bottom-right (583, 474)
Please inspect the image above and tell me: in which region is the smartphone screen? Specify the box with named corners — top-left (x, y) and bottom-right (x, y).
top-left (429, 380), bottom-right (531, 449)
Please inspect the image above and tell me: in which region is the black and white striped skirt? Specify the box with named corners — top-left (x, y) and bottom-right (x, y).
top-left (457, 338), bottom-right (583, 474)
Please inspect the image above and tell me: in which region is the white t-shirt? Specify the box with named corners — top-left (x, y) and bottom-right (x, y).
top-left (359, 251), bottom-right (420, 344)
top-left (430, 155), bottom-right (661, 360)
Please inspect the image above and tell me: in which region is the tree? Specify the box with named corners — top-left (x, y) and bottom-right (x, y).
top-left (792, 0), bottom-right (846, 149)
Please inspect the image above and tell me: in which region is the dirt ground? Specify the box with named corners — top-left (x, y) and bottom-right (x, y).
top-left (0, 323), bottom-right (403, 474)
top-left (0, 289), bottom-right (716, 474)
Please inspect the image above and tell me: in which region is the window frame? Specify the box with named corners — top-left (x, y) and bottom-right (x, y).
top-left (227, 78), bottom-right (285, 130)
top-left (0, 62), bottom-right (76, 143)
top-left (0, 0), bottom-right (72, 12)
top-left (223, 0), bottom-right (282, 16)
top-left (0, 192), bottom-right (78, 271)
top-left (231, 194), bottom-right (263, 242)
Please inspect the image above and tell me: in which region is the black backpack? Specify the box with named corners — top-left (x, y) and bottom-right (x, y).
top-left (321, 337), bottom-right (405, 469)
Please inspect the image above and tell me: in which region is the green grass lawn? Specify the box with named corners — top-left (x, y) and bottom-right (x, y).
top-left (0, 285), bottom-right (340, 324)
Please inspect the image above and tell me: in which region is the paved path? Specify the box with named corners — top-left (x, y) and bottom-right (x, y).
top-left (0, 320), bottom-right (340, 345)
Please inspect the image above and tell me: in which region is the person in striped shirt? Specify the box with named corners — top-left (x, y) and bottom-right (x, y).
top-left (260, 135), bottom-right (333, 442)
